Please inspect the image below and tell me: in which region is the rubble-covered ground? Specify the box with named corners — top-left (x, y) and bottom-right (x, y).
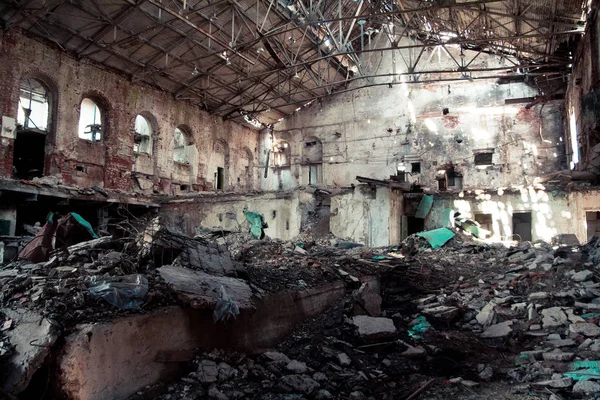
top-left (128, 234), bottom-right (600, 400)
top-left (4, 217), bottom-right (600, 399)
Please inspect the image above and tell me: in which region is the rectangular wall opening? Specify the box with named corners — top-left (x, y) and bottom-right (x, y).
top-left (474, 213), bottom-right (493, 235)
top-left (216, 167), bottom-right (224, 190)
top-left (512, 212), bottom-right (532, 241)
top-left (586, 211), bottom-right (600, 242)
top-left (406, 216), bottom-right (425, 236)
top-left (309, 165), bottom-right (319, 185)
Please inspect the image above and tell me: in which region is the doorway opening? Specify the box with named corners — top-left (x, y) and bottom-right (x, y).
top-left (586, 211), bottom-right (600, 242)
top-left (406, 216), bottom-right (425, 236)
top-left (14, 78), bottom-right (50, 180)
top-left (512, 212), bottom-right (532, 241)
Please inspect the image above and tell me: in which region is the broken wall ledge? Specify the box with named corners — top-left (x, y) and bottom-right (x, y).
top-left (57, 277), bottom-right (377, 400)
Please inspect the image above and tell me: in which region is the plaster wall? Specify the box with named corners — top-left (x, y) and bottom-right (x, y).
top-left (259, 37), bottom-right (566, 192)
top-left (330, 186), bottom-right (400, 247)
top-left (160, 192), bottom-right (301, 240)
top-left (0, 30), bottom-right (260, 194)
top-left (418, 189), bottom-right (600, 244)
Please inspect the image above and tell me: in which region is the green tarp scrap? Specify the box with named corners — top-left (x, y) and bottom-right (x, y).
top-left (71, 212), bottom-right (99, 239)
top-left (408, 316), bottom-right (431, 339)
top-left (415, 195), bottom-right (434, 219)
top-left (563, 360), bottom-right (600, 381)
top-left (243, 208), bottom-right (267, 239)
top-left (416, 227), bottom-right (455, 249)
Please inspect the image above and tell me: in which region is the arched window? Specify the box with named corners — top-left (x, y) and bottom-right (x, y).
top-left (78, 98), bottom-right (103, 142)
top-left (213, 139), bottom-right (229, 191)
top-left (134, 115), bottom-right (152, 154)
top-left (174, 127), bottom-right (191, 164)
top-left (272, 141), bottom-right (290, 166)
top-left (303, 138), bottom-right (322, 185)
top-left (17, 78), bottom-right (49, 131)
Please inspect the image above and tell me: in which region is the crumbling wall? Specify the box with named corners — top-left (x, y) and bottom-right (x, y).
top-left (0, 29), bottom-right (259, 193)
top-left (259, 38), bottom-right (566, 192)
top-left (420, 189), bottom-right (600, 244)
top-left (565, 2), bottom-right (600, 172)
top-left (160, 192), bottom-right (301, 240)
top-left (330, 186), bottom-right (399, 247)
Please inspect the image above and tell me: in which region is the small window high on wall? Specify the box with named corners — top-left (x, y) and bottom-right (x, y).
top-left (173, 127), bottom-right (191, 164)
top-left (78, 98), bottom-right (102, 142)
top-left (134, 115), bottom-right (152, 155)
top-left (17, 79), bottom-right (49, 131)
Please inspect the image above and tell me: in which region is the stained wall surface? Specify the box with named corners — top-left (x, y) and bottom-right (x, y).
top-left (0, 30), bottom-right (260, 194)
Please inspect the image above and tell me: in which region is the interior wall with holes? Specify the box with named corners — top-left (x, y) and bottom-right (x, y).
top-left (0, 30), bottom-right (260, 193)
top-left (260, 36), bottom-right (566, 193)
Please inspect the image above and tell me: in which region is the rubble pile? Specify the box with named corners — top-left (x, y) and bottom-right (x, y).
top-left (142, 235), bottom-right (600, 400)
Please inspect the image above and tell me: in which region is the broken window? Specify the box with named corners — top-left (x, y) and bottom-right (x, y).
top-left (309, 165), bottom-right (320, 184)
top-left (173, 127), bottom-right (191, 164)
top-left (411, 162), bottom-right (421, 174)
top-left (437, 166), bottom-right (462, 191)
top-left (272, 141), bottom-right (290, 166)
top-left (17, 78), bottom-right (49, 131)
top-left (474, 152), bottom-right (493, 167)
top-left (78, 98), bottom-right (103, 142)
top-left (134, 115), bottom-right (152, 155)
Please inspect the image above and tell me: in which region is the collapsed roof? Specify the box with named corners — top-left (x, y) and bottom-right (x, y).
top-left (0, 0), bottom-right (589, 127)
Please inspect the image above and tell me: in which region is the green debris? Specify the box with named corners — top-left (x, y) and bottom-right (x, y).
top-left (243, 208), bottom-right (267, 239)
top-left (416, 228), bottom-right (455, 249)
top-left (563, 360), bottom-right (600, 381)
top-left (408, 316), bottom-right (431, 339)
top-left (415, 195), bottom-right (434, 219)
top-left (581, 313), bottom-right (600, 320)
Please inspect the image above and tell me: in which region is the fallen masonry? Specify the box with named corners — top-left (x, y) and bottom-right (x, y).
top-left (4, 224), bottom-right (600, 399)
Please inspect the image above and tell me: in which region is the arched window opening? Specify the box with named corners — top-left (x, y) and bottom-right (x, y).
top-left (13, 78), bottom-right (52, 180)
top-left (213, 140), bottom-right (227, 191)
top-left (78, 98), bottom-right (103, 142)
top-left (272, 141), bottom-right (290, 166)
top-left (174, 127), bottom-right (191, 164)
top-left (134, 115), bottom-right (152, 155)
top-left (17, 79), bottom-right (49, 131)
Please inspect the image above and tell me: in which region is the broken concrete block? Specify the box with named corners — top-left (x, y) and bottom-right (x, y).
top-left (542, 351), bottom-right (575, 362)
top-left (572, 270), bottom-right (594, 282)
top-left (573, 380), bottom-right (600, 394)
top-left (158, 266), bottom-right (252, 309)
top-left (528, 292), bottom-right (550, 301)
top-left (541, 307), bottom-right (568, 329)
top-left (532, 377), bottom-right (573, 388)
top-left (575, 301), bottom-right (600, 311)
top-left (263, 351), bottom-right (291, 364)
top-left (337, 353), bottom-right (351, 366)
top-left (421, 305), bottom-right (459, 321)
top-left (286, 360), bottom-right (309, 374)
top-left (352, 316), bottom-right (396, 341)
top-left (566, 309), bottom-right (585, 323)
top-left (197, 360), bottom-right (219, 383)
top-left (280, 374), bottom-right (320, 394)
top-left (570, 322), bottom-right (600, 337)
top-left (0, 308), bottom-right (59, 394)
top-left (476, 303), bottom-right (496, 328)
top-left (480, 321), bottom-right (513, 338)
top-left (400, 346), bottom-right (426, 358)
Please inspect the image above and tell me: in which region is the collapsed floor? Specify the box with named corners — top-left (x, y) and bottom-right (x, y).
top-left (2, 221), bottom-right (600, 399)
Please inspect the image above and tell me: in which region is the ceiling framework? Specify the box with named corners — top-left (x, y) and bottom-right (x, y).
top-left (0, 0), bottom-right (589, 127)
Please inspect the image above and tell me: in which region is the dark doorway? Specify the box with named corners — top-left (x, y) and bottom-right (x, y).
top-left (406, 216), bottom-right (425, 236)
top-left (13, 130), bottom-right (46, 180)
top-left (216, 167), bottom-right (224, 190)
top-left (586, 211), bottom-right (600, 242)
top-left (512, 212), bottom-right (532, 241)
